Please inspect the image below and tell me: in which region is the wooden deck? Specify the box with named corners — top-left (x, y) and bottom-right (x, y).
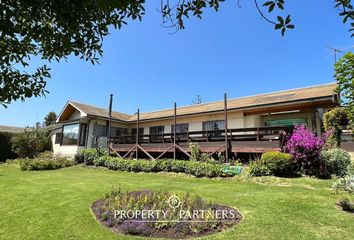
top-left (109, 126), bottom-right (288, 159)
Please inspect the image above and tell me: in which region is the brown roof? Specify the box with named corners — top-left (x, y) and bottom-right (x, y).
top-left (133, 82), bottom-right (337, 121)
top-left (0, 125), bottom-right (26, 133)
top-left (62, 83), bottom-right (337, 123)
top-left (69, 101), bottom-right (132, 121)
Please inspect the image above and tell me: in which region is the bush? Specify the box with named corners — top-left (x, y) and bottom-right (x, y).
top-left (285, 125), bottom-right (324, 175)
top-left (11, 129), bottom-right (52, 158)
top-left (321, 148), bottom-right (351, 177)
top-left (0, 132), bottom-right (17, 162)
top-left (19, 158), bottom-right (76, 171)
top-left (323, 107), bottom-right (348, 145)
top-left (74, 153), bottom-right (84, 164)
top-left (81, 149), bottom-right (98, 165)
top-left (261, 151), bottom-right (293, 177)
top-left (87, 155), bottom-right (237, 178)
top-left (249, 160), bottom-right (271, 177)
top-left (332, 175), bottom-right (354, 194)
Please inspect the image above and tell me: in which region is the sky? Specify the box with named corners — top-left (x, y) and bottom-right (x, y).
top-left (0, 0), bottom-right (353, 127)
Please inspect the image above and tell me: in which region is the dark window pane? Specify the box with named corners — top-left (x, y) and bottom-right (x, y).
top-left (111, 127), bottom-right (128, 137)
top-left (171, 123), bottom-right (189, 133)
top-left (150, 126), bottom-right (164, 134)
top-left (95, 124), bottom-right (107, 137)
top-left (62, 124), bottom-right (80, 145)
top-left (55, 133), bottom-right (62, 144)
top-left (131, 128), bottom-right (144, 135)
top-left (202, 121), bottom-right (225, 131)
top-left (79, 124), bottom-right (87, 146)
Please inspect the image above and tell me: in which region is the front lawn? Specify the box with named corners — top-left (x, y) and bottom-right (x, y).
top-left (0, 164), bottom-right (353, 240)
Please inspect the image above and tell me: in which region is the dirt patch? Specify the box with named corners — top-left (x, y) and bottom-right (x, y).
top-left (91, 190), bottom-right (243, 239)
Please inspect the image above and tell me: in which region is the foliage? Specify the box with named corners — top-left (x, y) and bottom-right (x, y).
top-left (338, 198), bottom-right (354, 213)
top-left (81, 149), bottom-right (107, 165)
top-left (97, 188), bottom-right (240, 238)
top-left (74, 153), bottom-right (84, 164)
top-left (321, 148), bottom-right (351, 177)
top-left (261, 151), bottom-right (293, 177)
top-left (189, 141), bottom-right (201, 161)
top-left (11, 128), bottom-right (52, 158)
top-left (86, 155), bottom-right (238, 178)
top-left (19, 157), bottom-right (76, 171)
top-left (249, 160), bottom-right (272, 177)
top-left (336, 52), bottom-right (354, 130)
top-left (323, 107), bottom-right (348, 145)
top-left (285, 125), bottom-right (324, 175)
top-left (332, 175), bottom-right (354, 194)
top-left (44, 112), bottom-right (57, 126)
top-left (0, 132), bottom-right (17, 162)
top-left (2, 1), bottom-right (354, 107)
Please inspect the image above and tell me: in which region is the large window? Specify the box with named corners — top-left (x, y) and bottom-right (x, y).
top-left (95, 124), bottom-right (107, 137)
top-left (265, 119), bottom-right (308, 127)
top-left (111, 127), bottom-right (128, 137)
top-left (79, 123), bottom-right (87, 146)
top-left (61, 124), bottom-right (80, 145)
top-left (150, 126), bottom-right (164, 135)
top-left (131, 128), bottom-right (144, 136)
top-left (202, 120), bottom-right (225, 131)
top-left (171, 123), bottom-right (189, 133)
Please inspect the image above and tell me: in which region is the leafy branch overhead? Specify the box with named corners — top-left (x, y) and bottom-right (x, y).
top-left (1, 0), bottom-right (354, 107)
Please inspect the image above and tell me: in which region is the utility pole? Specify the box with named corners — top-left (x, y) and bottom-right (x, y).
top-left (108, 94), bottom-right (113, 155)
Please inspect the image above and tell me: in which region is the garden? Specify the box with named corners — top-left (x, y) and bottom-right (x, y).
top-left (1, 107), bottom-right (354, 239)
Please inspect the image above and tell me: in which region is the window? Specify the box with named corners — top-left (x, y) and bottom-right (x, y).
top-left (61, 124), bottom-right (80, 145)
top-left (149, 126), bottom-right (164, 134)
top-left (131, 128), bottom-right (144, 135)
top-left (171, 123), bottom-right (189, 133)
top-left (265, 119), bottom-right (308, 127)
top-left (55, 133), bottom-right (62, 144)
top-left (79, 123), bottom-right (87, 146)
top-left (202, 120), bottom-right (225, 131)
top-left (95, 124), bottom-right (107, 137)
top-left (111, 127), bottom-right (128, 137)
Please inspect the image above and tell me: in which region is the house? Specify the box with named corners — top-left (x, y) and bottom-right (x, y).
top-left (53, 83), bottom-right (339, 158)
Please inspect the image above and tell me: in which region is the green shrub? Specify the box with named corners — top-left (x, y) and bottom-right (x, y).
top-left (11, 128), bottom-right (52, 158)
top-left (85, 155), bottom-right (237, 178)
top-left (249, 160), bottom-right (271, 177)
top-left (332, 175), bottom-right (354, 194)
top-left (261, 151), bottom-right (293, 177)
top-left (19, 158), bottom-right (76, 171)
top-left (321, 148), bottom-right (351, 177)
top-left (74, 153), bottom-right (84, 164)
top-left (81, 149), bottom-right (98, 165)
top-left (189, 141), bottom-right (201, 161)
top-left (36, 151), bottom-right (53, 160)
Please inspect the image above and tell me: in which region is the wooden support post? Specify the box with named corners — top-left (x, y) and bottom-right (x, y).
top-left (173, 102), bottom-right (177, 160)
top-left (108, 94), bottom-right (113, 155)
top-left (224, 93), bottom-right (229, 162)
top-left (136, 109), bottom-right (140, 160)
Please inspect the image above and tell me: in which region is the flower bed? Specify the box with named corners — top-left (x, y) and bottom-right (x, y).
top-left (91, 189), bottom-right (242, 239)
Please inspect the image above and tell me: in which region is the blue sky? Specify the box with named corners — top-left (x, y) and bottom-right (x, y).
top-left (0, 1), bottom-right (353, 127)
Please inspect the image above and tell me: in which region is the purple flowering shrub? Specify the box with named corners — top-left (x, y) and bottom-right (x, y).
top-left (285, 125), bottom-right (325, 174)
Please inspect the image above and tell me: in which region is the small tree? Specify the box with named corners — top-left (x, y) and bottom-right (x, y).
top-left (44, 112), bottom-right (57, 126)
top-left (335, 52), bottom-right (354, 130)
top-left (285, 125), bottom-right (324, 175)
top-left (11, 129), bottom-right (52, 158)
top-left (323, 107), bottom-right (348, 146)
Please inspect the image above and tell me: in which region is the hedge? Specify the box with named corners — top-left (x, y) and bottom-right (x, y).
top-left (0, 132), bottom-right (17, 162)
top-left (83, 154), bottom-right (238, 178)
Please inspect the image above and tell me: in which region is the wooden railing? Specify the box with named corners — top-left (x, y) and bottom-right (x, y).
top-left (110, 126), bottom-right (289, 147)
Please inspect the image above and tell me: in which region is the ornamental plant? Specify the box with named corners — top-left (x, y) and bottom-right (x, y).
top-left (285, 125), bottom-right (324, 175)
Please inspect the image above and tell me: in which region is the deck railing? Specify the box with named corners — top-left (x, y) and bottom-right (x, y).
top-left (110, 126), bottom-right (289, 147)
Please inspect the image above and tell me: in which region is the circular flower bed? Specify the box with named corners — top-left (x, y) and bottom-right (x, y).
top-left (91, 189), bottom-right (242, 239)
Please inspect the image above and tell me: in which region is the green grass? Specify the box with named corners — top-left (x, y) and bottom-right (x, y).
top-left (0, 164), bottom-right (353, 240)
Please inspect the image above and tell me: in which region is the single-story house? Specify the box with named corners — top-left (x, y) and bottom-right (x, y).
top-left (53, 82), bottom-right (339, 158)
